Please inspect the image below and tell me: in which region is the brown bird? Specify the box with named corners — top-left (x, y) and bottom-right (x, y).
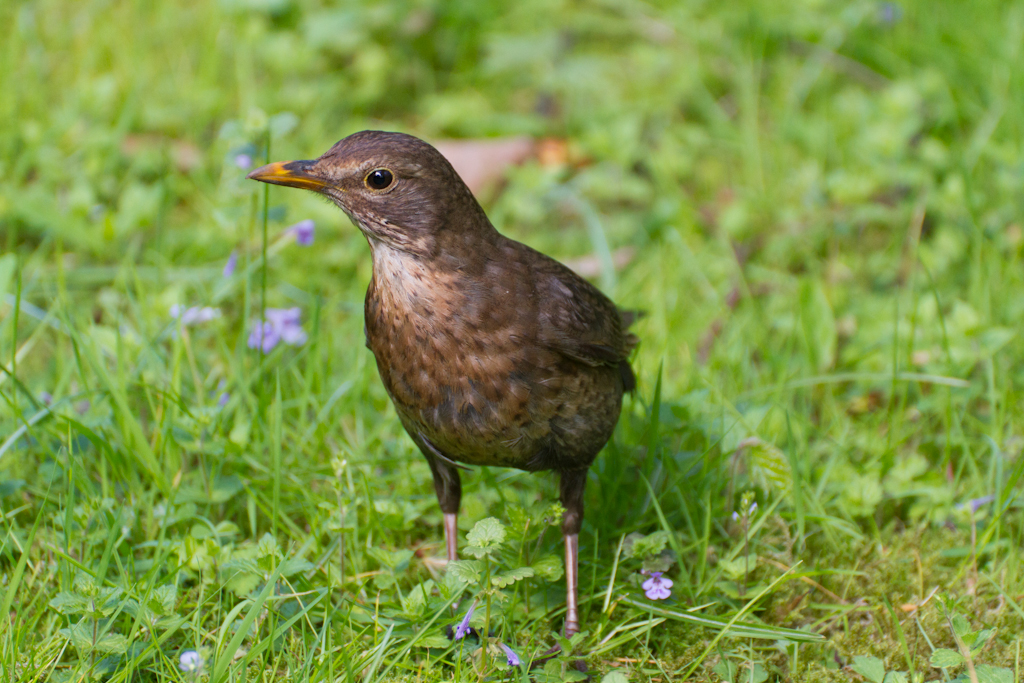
top-left (248, 131), bottom-right (637, 637)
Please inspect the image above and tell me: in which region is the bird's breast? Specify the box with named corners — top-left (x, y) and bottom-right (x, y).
top-left (363, 245), bottom-right (555, 467)
top-left (362, 242), bottom-right (623, 471)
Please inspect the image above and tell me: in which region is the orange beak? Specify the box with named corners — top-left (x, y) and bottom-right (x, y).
top-left (246, 160), bottom-right (330, 192)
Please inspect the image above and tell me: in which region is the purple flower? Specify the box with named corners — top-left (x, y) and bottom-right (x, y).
top-left (218, 392), bottom-right (230, 408)
top-left (266, 307), bottom-right (308, 345)
top-left (178, 649), bottom-right (204, 673)
top-left (223, 251), bottom-right (238, 278)
top-left (234, 154), bottom-right (253, 170)
top-left (642, 571), bottom-right (673, 600)
top-left (878, 2), bottom-right (902, 24)
top-left (247, 308), bottom-right (307, 353)
top-left (959, 495), bottom-right (995, 514)
top-left (40, 392), bottom-right (53, 406)
top-left (453, 601), bottom-right (476, 640)
top-left (248, 320), bottom-right (280, 353)
top-left (289, 219), bottom-right (315, 246)
top-left (499, 642), bottom-right (521, 667)
top-left (170, 305), bottom-right (221, 326)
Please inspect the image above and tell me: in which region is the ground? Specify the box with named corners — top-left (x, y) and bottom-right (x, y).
top-left (2, 0), bottom-right (1024, 681)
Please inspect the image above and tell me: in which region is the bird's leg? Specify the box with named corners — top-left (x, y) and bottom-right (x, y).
top-left (443, 511), bottom-right (459, 562)
top-left (564, 533), bottom-right (579, 637)
top-left (424, 450), bottom-right (462, 561)
top-left (559, 469), bottom-right (588, 638)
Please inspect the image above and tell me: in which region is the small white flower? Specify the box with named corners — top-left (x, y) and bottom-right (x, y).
top-left (179, 649), bottom-right (204, 673)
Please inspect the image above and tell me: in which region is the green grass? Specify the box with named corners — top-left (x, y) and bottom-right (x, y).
top-left (3, 0), bottom-right (1024, 680)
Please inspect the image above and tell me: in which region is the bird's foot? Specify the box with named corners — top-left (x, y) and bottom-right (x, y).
top-left (564, 620), bottom-right (580, 639)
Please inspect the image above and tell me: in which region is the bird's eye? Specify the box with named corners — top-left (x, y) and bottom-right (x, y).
top-left (365, 168), bottom-right (394, 191)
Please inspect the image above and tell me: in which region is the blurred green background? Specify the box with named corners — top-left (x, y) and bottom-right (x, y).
top-left (3, 0), bottom-right (1024, 680)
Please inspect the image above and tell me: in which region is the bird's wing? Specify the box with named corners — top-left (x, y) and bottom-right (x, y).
top-left (529, 248), bottom-right (638, 370)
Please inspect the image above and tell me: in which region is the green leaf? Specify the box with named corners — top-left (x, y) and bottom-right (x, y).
top-left (712, 659), bottom-right (737, 682)
top-left (507, 504), bottom-right (529, 533)
top-left (59, 622), bottom-right (129, 654)
top-left (73, 574), bottom-right (97, 596)
top-left (401, 581), bottom-right (434, 619)
top-left (601, 672), bottom-right (630, 683)
top-left (718, 554), bottom-right (758, 580)
top-left (623, 530), bottom-right (670, 560)
top-left (930, 649), bottom-right (964, 669)
top-left (492, 567), bottom-right (535, 588)
top-left (209, 474), bottom-right (245, 503)
top-left (447, 560), bottom-right (482, 584)
top-left (740, 437), bottom-right (793, 493)
top-left (60, 623), bottom-right (94, 651)
top-left (542, 659), bottom-right (562, 680)
top-left (417, 635), bottom-right (453, 648)
top-left (746, 663), bottom-right (769, 683)
top-left (466, 517), bottom-right (506, 550)
top-left (49, 592), bottom-right (90, 615)
top-left (94, 632), bottom-right (130, 654)
top-left (225, 572), bottom-right (262, 597)
top-left (222, 558), bottom-right (261, 575)
top-left (882, 672), bottom-right (908, 683)
top-left (851, 655), bottom-right (886, 683)
top-left (256, 533), bottom-right (280, 558)
top-left (969, 628), bottom-right (994, 654)
top-left (973, 665), bottom-right (1014, 683)
top-left (122, 599), bottom-right (149, 622)
top-left (94, 587), bottom-right (124, 617)
top-left (531, 555), bottom-right (564, 582)
top-left (280, 557), bottom-right (314, 577)
top-left (951, 614), bottom-right (971, 638)
top-left (153, 584), bottom-right (177, 614)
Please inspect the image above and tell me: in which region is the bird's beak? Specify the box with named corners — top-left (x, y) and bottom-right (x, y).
top-left (246, 160), bottom-right (330, 192)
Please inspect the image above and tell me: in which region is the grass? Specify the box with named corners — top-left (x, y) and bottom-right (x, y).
top-left (3, 0), bottom-right (1024, 680)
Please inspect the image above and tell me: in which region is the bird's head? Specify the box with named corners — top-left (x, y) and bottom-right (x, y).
top-left (247, 130), bottom-right (491, 256)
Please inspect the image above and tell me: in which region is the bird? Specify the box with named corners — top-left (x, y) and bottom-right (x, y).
top-left (247, 130), bottom-right (637, 637)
